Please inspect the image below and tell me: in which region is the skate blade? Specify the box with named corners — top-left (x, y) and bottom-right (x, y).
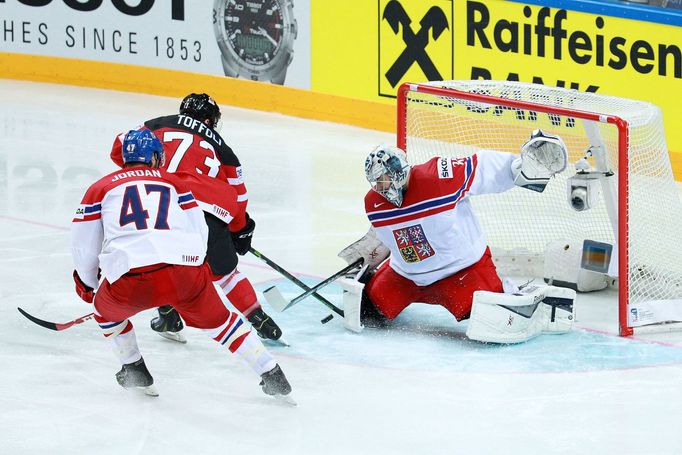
top-left (274, 394), bottom-right (297, 406)
top-left (258, 334), bottom-right (290, 347)
top-left (124, 385), bottom-right (159, 397)
top-left (157, 331), bottom-right (187, 344)
top-left (141, 385), bottom-right (159, 397)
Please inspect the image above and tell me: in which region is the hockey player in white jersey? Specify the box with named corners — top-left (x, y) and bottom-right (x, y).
top-left (71, 129), bottom-right (292, 399)
top-left (338, 130), bottom-right (576, 343)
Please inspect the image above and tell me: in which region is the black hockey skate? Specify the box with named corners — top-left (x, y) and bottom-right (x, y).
top-left (151, 305), bottom-right (187, 343)
top-left (115, 358), bottom-right (158, 397)
top-left (248, 308), bottom-right (283, 341)
top-left (260, 364), bottom-right (295, 404)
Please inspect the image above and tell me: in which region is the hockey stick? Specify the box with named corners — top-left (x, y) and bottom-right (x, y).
top-left (17, 307), bottom-right (94, 331)
top-left (249, 247), bottom-right (344, 318)
top-left (264, 259), bottom-right (362, 312)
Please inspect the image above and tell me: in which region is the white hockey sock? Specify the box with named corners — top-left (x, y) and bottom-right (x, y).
top-left (98, 320), bottom-right (142, 365)
top-left (234, 332), bottom-right (277, 376)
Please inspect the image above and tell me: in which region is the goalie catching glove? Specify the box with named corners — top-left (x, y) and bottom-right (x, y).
top-left (337, 228), bottom-right (390, 279)
top-left (512, 129), bottom-right (568, 193)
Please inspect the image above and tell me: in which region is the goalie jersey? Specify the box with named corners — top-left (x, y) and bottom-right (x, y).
top-left (71, 168), bottom-right (209, 290)
top-left (365, 152), bottom-right (517, 286)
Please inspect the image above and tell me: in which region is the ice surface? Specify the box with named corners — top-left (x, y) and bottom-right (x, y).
top-left (2, 80), bottom-right (682, 455)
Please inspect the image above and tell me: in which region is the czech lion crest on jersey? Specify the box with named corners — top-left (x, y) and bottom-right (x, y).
top-left (393, 224), bottom-right (434, 263)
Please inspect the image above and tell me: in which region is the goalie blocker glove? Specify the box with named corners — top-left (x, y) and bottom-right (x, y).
top-left (512, 129), bottom-right (568, 193)
top-left (338, 228), bottom-right (390, 280)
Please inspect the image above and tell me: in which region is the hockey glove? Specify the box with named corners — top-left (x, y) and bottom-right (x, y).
top-left (232, 213), bottom-right (255, 255)
top-left (73, 270), bottom-right (95, 303)
top-left (338, 228), bottom-right (390, 279)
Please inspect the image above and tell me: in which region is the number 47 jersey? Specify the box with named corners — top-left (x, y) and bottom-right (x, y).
top-left (71, 167), bottom-right (209, 290)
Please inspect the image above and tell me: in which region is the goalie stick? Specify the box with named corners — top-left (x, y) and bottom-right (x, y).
top-left (264, 259), bottom-right (362, 312)
top-left (18, 307), bottom-right (94, 331)
top-left (249, 247), bottom-right (344, 319)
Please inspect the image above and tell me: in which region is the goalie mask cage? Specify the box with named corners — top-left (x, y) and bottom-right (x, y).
top-left (397, 80), bottom-right (682, 336)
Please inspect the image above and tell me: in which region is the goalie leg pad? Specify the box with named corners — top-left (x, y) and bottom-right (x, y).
top-left (338, 278), bottom-right (365, 333)
top-left (465, 285), bottom-right (575, 343)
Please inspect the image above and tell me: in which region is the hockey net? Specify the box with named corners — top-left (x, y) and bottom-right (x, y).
top-left (397, 80), bottom-right (682, 336)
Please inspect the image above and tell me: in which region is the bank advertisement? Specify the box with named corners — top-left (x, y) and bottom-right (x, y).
top-left (0, 0), bottom-right (311, 88)
top-left (311, 0), bottom-right (681, 153)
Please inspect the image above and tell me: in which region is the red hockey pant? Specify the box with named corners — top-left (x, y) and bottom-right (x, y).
top-left (94, 262), bottom-right (231, 329)
top-left (365, 248), bottom-right (504, 321)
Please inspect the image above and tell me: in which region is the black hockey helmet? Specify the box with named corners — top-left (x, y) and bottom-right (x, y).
top-left (179, 93), bottom-right (221, 128)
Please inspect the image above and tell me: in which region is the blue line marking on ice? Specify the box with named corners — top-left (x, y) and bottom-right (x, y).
top-left (256, 279), bottom-right (682, 373)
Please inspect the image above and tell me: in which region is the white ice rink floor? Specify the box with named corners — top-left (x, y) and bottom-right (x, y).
top-left (2, 80), bottom-right (682, 455)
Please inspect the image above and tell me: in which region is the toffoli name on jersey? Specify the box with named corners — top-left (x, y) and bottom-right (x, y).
top-left (111, 169), bottom-right (162, 182)
top-left (177, 115), bottom-right (223, 146)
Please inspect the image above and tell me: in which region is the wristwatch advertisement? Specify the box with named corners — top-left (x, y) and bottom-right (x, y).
top-left (213, 0), bottom-right (298, 85)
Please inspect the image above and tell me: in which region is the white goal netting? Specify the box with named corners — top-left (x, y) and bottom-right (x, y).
top-left (399, 80), bottom-right (682, 335)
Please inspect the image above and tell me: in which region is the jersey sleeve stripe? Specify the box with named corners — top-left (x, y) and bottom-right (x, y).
top-left (72, 213), bottom-right (102, 222)
top-left (180, 201), bottom-right (199, 210)
top-left (177, 193), bottom-right (195, 204)
top-left (83, 203), bottom-right (102, 214)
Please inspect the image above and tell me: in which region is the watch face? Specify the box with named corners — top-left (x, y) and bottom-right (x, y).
top-left (222, 0), bottom-right (284, 65)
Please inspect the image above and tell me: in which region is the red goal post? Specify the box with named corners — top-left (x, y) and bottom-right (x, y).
top-left (397, 80), bottom-right (682, 336)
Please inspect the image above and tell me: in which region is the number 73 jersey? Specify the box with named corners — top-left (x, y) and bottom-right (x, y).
top-left (71, 167), bottom-right (209, 289)
top-left (109, 114), bottom-right (248, 229)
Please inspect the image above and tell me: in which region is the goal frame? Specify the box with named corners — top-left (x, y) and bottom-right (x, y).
top-left (396, 82), bottom-right (633, 336)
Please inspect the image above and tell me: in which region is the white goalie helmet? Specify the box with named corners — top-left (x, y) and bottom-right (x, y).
top-left (365, 144), bottom-right (411, 207)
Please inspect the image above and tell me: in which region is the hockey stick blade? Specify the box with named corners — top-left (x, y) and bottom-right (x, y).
top-left (263, 286), bottom-right (290, 312)
top-left (18, 307), bottom-right (94, 331)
